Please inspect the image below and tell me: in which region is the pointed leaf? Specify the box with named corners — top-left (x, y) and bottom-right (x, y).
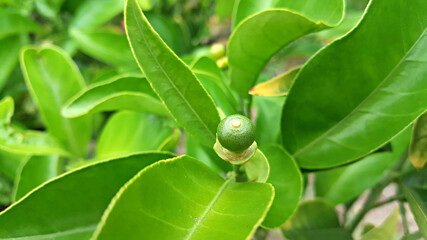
top-left (228, 0), bottom-right (344, 96)
top-left (410, 113), bottom-right (427, 168)
top-left (249, 68), bottom-right (299, 97)
top-left (63, 75), bottom-right (169, 118)
top-left (282, 199), bottom-right (352, 240)
top-left (96, 111), bottom-right (180, 160)
top-left (92, 155), bottom-right (274, 240)
top-left (0, 152), bottom-right (174, 239)
top-left (282, 0), bottom-right (427, 168)
top-left (13, 155), bottom-right (59, 201)
top-left (261, 145), bottom-right (303, 228)
top-left (360, 209), bottom-right (399, 240)
top-left (20, 46), bottom-right (92, 157)
top-left (125, 0), bottom-right (220, 146)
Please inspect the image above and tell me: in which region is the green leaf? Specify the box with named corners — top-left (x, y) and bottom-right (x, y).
top-left (228, 0), bottom-right (344, 96)
top-left (96, 111), bottom-right (180, 160)
top-left (244, 149), bottom-right (270, 183)
top-left (70, 29), bottom-right (138, 69)
top-left (190, 57), bottom-right (238, 116)
top-left (0, 35), bottom-right (28, 92)
top-left (403, 186), bottom-right (427, 239)
top-left (260, 145), bottom-right (302, 228)
top-left (70, 0), bottom-right (123, 32)
top-left (20, 46), bottom-right (92, 158)
top-left (35, 0), bottom-right (65, 20)
top-left (410, 113), bottom-right (427, 168)
top-left (282, 0), bottom-right (427, 168)
top-left (215, 0), bottom-right (236, 20)
top-left (13, 155), bottom-right (59, 201)
top-left (62, 75), bottom-right (169, 118)
top-left (282, 199), bottom-right (352, 240)
top-left (254, 96), bottom-right (285, 146)
top-left (125, 0), bottom-right (220, 147)
top-left (0, 10), bottom-right (42, 38)
top-left (0, 97), bottom-right (69, 156)
top-left (92, 155), bottom-right (274, 240)
top-left (249, 67), bottom-right (299, 97)
top-left (232, 0), bottom-right (272, 29)
top-left (315, 152), bottom-right (397, 205)
top-left (0, 152), bottom-right (174, 239)
top-left (0, 150), bottom-right (27, 180)
top-left (360, 209), bottom-right (399, 240)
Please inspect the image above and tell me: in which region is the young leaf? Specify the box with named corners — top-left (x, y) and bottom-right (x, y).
top-left (0, 35), bottom-right (27, 91)
top-left (0, 10), bottom-right (42, 38)
top-left (92, 155), bottom-right (274, 240)
top-left (260, 145), bottom-right (302, 229)
top-left (70, 29), bottom-right (138, 69)
top-left (20, 46), bottom-right (92, 157)
top-left (282, 199), bottom-right (352, 240)
top-left (315, 152), bottom-right (397, 205)
top-left (409, 113), bottom-right (427, 168)
top-left (228, 0), bottom-right (344, 96)
top-left (244, 149), bottom-right (270, 183)
top-left (0, 152), bottom-right (174, 239)
top-left (403, 186), bottom-right (427, 239)
top-left (62, 75), bottom-right (169, 118)
top-left (125, 0), bottom-right (220, 147)
top-left (249, 68), bottom-right (299, 97)
top-left (282, 0), bottom-right (427, 168)
top-left (360, 209), bottom-right (399, 240)
top-left (13, 155), bottom-right (59, 201)
top-left (96, 111), bottom-right (180, 160)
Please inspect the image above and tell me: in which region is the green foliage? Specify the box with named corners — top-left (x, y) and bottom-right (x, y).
top-left (0, 0), bottom-right (425, 239)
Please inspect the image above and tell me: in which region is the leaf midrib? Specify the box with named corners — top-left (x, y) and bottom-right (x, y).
top-left (294, 27), bottom-right (427, 158)
top-left (183, 178), bottom-right (233, 240)
top-left (129, 3), bottom-right (216, 141)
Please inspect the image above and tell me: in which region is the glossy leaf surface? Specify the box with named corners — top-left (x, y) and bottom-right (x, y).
top-left (360, 209), bottom-right (398, 240)
top-left (71, 30), bottom-right (137, 69)
top-left (21, 46), bottom-right (92, 157)
top-left (13, 155), bottom-right (59, 201)
top-left (254, 96), bottom-right (285, 146)
top-left (228, 0), bottom-right (344, 96)
top-left (125, 0), bottom-right (220, 146)
top-left (282, 199), bottom-right (352, 240)
top-left (261, 145), bottom-right (302, 229)
top-left (93, 155), bottom-right (274, 240)
top-left (410, 113), bottom-right (427, 168)
top-left (96, 111), bottom-right (179, 160)
top-left (0, 152), bottom-right (174, 239)
top-left (63, 75), bottom-right (169, 118)
top-left (282, 0), bottom-right (427, 168)
top-left (249, 68), bottom-right (299, 97)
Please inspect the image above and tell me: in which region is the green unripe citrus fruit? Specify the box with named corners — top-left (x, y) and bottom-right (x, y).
top-left (210, 43), bottom-right (225, 60)
top-left (217, 114), bottom-right (255, 152)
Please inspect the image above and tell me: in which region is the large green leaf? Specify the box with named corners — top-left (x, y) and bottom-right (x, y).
top-left (0, 10), bottom-right (42, 38)
top-left (13, 155), bottom-right (59, 201)
top-left (282, 199), bottom-right (352, 240)
top-left (228, 0), bottom-right (344, 96)
top-left (360, 209), bottom-right (398, 240)
top-left (0, 152), bottom-right (174, 239)
top-left (96, 111), bottom-right (180, 160)
top-left (0, 97), bottom-right (68, 156)
top-left (0, 35), bottom-right (27, 91)
top-left (315, 152), bottom-right (397, 205)
top-left (125, 0), bottom-right (220, 147)
top-left (403, 186), bottom-right (427, 239)
top-left (282, 0), bottom-right (427, 168)
top-left (20, 46), bottom-right (92, 158)
top-left (261, 145), bottom-right (302, 228)
top-left (62, 75), bottom-right (169, 118)
top-left (92, 155), bottom-right (274, 240)
top-left (70, 29), bottom-right (138, 69)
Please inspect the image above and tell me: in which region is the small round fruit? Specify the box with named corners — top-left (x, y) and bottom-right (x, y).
top-left (210, 43), bottom-right (225, 60)
top-left (217, 114), bottom-right (255, 152)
